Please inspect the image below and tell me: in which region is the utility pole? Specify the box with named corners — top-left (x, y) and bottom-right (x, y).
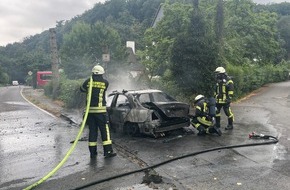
top-left (102, 45), bottom-right (110, 79)
top-left (49, 28), bottom-right (60, 99)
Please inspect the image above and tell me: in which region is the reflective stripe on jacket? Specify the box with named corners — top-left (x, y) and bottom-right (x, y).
top-left (80, 75), bottom-right (109, 113)
top-left (214, 78), bottom-right (234, 104)
top-left (195, 100), bottom-right (212, 127)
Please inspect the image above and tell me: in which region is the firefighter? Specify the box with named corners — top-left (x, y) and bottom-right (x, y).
top-left (80, 65), bottom-right (116, 159)
top-left (214, 66), bottom-right (234, 130)
top-left (191, 94), bottom-right (222, 136)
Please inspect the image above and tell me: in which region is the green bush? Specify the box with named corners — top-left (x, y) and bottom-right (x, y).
top-left (44, 81), bottom-right (53, 97)
top-left (226, 62), bottom-right (289, 100)
top-left (58, 78), bottom-right (86, 109)
top-left (0, 72), bottom-right (9, 85)
top-left (44, 61), bottom-right (290, 109)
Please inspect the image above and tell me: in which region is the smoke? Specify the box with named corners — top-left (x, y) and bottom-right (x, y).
top-left (107, 74), bottom-right (136, 93)
top-left (107, 69), bottom-right (149, 94)
top-left (103, 60), bottom-right (150, 94)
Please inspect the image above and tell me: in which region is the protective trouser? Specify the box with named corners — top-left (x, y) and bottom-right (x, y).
top-left (215, 103), bottom-right (234, 128)
top-left (86, 113), bottom-right (114, 158)
top-left (191, 117), bottom-right (220, 136)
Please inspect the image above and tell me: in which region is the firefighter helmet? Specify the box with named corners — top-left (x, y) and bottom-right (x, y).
top-left (194, 94), bottom-right (204, 103)
top-left (214, 67), bottom-right (226, 74)
top-left (92, 65), bottom-right (105, 75)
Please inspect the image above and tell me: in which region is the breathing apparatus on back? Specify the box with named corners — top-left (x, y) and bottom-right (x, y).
top-left (194, 95), bottom-right (216, 118)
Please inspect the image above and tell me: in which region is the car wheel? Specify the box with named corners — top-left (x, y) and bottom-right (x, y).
top-left (124, 123), bottom-right (140, 136)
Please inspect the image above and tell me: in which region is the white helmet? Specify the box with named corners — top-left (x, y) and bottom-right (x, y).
top-left (92, 65), bottom-right (105, 75)
top-left (214, 67), bottom-right (226, 74)
top-left (194, 94), bottom-right (204, 103)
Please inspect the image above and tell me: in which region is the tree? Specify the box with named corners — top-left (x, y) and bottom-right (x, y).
top-left (223, 0), bottom-right (285, 65)
top-left (277, 15), bottom-right (290, 60)
top-left (60, 21), bottom-right (123, 79)
top-left (137, 2), bottom-right (192, 78)
top-left (0, 64), bottom-right (9, 84)
top-left (170, 4), bottom-right (218, 96)
top-left (215, 0), bottom-right (224, 58)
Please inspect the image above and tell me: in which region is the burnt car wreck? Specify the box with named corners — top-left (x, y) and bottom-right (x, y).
top-left (107, 89), bottom-right (190, 137)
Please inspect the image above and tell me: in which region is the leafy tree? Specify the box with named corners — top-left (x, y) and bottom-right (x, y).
top-left (137, 2), bottom-right (192, 78)
top-left (170, 4), bottom-right (218, 97)
top-left (256, 2), bottom-right (290, 16)
top-left (60, 21), bottom-right (123, 79)
top-left (0, 64), bottom-right (9, 84)
top-left (277, 15), bottom-right (290, 60)
top-left (215, 0), bottom-right (224, 58)
top-left (223, 0), bottom-right (285, 65)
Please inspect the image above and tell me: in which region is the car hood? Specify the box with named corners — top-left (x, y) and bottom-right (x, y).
top-left (150, 102), bottom-right (189, 118)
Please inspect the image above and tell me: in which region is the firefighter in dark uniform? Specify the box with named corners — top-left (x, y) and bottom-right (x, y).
top-left (191, 94), bottom-right (222, 136)
top-left (80, 65), bottom-right (116, 159)
top-left (214, 66), bottom-right (234, 130)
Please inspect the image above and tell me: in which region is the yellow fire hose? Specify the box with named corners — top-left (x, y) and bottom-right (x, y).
top-left (24, 77), bottom-right (93, 190)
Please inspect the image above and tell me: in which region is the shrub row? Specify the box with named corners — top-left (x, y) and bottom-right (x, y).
top-left (44, 62), bottom-right (290, 109)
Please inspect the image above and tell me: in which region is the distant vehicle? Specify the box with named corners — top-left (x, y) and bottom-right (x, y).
top-left (107, 89), bottom-right (190, 137)
top-left (37, 71), bottom-right (52, 87)
top-left (12, 81), bottom-right (19, 86)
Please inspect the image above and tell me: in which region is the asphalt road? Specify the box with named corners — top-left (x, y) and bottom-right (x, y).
top-left (1, 81), bottom-right (290, 190)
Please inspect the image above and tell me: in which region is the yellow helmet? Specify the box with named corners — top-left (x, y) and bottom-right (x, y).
top-left (214, 67), bottom-right (226, 74)
top-left (92, 65), bottom-right (105, 75)
top-left (194, 94), bottom-right (204, 103)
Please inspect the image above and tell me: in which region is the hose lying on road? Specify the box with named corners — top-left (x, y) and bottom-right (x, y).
top-left (72, 134), bottom-right (278, 190)
top-left (24, 77), bottom-right (93, 190)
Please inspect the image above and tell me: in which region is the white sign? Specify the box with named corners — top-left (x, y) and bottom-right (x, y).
top-left (102, 54), bottom-right (110, 62)
top-left (28, 71), bottom-right (33, 76)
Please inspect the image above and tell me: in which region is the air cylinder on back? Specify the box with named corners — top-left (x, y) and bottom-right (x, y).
top-left (207, 97), bottom-right (216, 117)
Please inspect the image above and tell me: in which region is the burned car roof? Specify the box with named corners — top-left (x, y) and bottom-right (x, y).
top-left (109, 89), bottom-right (167, 96)
top-left (107, 89), bottom-right (190, 138)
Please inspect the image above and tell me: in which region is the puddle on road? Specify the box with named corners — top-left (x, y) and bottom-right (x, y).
top-left (2, 101), bottom-right (31, 112)
top-left (0, 120), bottom-right (90, 188)
top-left (4, 101), bottom-right (30, 106)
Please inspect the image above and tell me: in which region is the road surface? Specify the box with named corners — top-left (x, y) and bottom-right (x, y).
top-left (1, 82), bottom-right (290, 190)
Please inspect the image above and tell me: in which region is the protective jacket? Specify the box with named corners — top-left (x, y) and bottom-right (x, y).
top-left (214, 76), bottom-right (234, 104)
top-left (194, 99), bottom-right (213, 127)
top-left (80, 74), bottom-right (109, 113)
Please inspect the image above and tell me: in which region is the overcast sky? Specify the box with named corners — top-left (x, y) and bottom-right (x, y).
top-left (0, 0), bottom-right (289, 47)
top-left (0, 0), bottom-right (105, 46)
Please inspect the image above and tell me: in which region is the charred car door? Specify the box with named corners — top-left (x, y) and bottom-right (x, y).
top-left (107, 94), bottom-right (131, 130)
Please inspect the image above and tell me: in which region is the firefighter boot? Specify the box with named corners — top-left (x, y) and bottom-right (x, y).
top-left (208, 126), bottom-right (222, 136)
top-left (103, 145), bottom-right (117, 158)
top-left (197, 126), bottom-right (206, 136)
top-left (215, 116), bottom-right (221, 128)
top-left (89, 146), bottom-right (97, 159)
top-left (225, 117), bottom-right (234, 130)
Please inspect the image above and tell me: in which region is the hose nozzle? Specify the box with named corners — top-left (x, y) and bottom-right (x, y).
top-left (249, 132), bottom-right (269, 139)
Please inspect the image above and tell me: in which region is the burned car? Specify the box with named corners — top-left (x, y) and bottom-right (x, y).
top-left (107, 89), bottom-right (190, 137)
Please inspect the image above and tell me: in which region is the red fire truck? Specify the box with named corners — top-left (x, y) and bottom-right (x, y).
top-left (36, 71), bottom-right (52, 87)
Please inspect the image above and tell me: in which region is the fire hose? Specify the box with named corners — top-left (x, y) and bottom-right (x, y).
top-left (24, 77), bottom-right (93, 190)
top-left (72, 132), bottom-right (278, 190)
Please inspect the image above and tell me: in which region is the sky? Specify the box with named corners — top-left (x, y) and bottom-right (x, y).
top-left (254, 0), bottom-right (290, 4)
top-left (0, 0), bottom-right (105, 46)
top-left (0, 0), bottom-right (289, 47)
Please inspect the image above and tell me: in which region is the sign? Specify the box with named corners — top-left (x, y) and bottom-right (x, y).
top-left (102, 54), bottom-right (110, 62)
top-left (28, 71), bottom-right (33, 76)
